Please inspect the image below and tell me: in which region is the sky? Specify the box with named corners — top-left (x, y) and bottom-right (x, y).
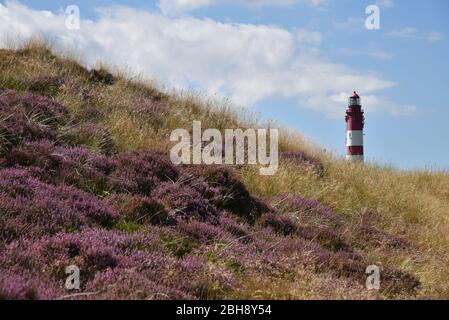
top-left (0, 0), bottom-right (448, 170)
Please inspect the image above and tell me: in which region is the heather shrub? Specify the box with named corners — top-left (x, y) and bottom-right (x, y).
top-left (1, 228), bottom-right (234, 299)
top-left (85, 268), bottom-right (194, 300)
top-left (105, 193), bottom-right (175, 226)
top-left (0, 168), bottom-right (118, 242)
top-left (0, 90), bottom-right (68, 153)
top-left (0, 270), bottom-right (60, 300)
top-left (7, 141), bottom-right (112, 195)
top-left (108, 151), bottom-right (179, 195)
top-left (152, 181), bottom-right (218, 223)
top-left (7, 140), bottom-right (61, 171)
top-left (178, 172), bottom-right (220, 197)
top-left (0, 229), bottom-right (158, 284)
top-left (187, 166), bottom-right (269, 221)
top-left (296, 225), bottom-right (351, 252)
top-left (0, 90), bottom-right (68, 126)
top-left (218, 213), bottom-right (254, 244)
top-left (0, 114), bottom-right (56, 155)
top-left (169, 255), bottom-right (235, 299)
top-left (314, 250), bottom-right (365, 279)
top-left (79, 106), bottom-right (103, 121)
top-left (347, 223), bottom-right (410, 249)
top-left (259, 212), bottom-right (297, 236)
top-left (177, 220), bottom-right (229, 243)
top-left (269, 195), bottom-right (350, 251)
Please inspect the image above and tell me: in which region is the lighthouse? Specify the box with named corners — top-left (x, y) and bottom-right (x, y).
top-left (345, 91), bottom-right (365, 161)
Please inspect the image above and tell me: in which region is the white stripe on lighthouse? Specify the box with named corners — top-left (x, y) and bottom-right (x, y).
top-left (346, 154), bottom-right (364, 161)
top-left (346, 130), bottom-right (363, 146)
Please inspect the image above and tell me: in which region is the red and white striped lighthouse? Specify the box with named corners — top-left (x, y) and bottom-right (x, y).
top-left (345, 91), bottom-right (365, 161)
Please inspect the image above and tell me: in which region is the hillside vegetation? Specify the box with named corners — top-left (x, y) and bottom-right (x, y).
top-left (1, 40), bottom-right (448, 300)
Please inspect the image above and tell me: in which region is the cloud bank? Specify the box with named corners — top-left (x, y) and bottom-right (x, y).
top-left (386, 27), bottom-right (444, 42)
top-left (0, 1), bottom-right (414, 117)
top-left (158, 0), bottom-right (327, 16)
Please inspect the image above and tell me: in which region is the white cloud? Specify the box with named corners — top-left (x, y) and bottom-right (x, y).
top-left (427, 31), bottom-right (445, 42)
top-left (334, 16), bottom-right (365, 32)
top-left (336, 44), bottom-right (393, 60)
top-left (376, 0), bottom-right (394, 8)
top-left (158, 0), bottom-right (327, 16)
top-left (296, 28), bottom-right (322, 46)
top-left (386, 27), bottom-right (419, 39)
top-left (0, 1), bottom-right (413, 117)
top-left (386, 27), bottom-right (445, 42)
top-left (299, 92), bottom-right (415, 118)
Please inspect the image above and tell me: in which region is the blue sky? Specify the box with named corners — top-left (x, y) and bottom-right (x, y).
top-left (1, 0), bottom-right (448, 170)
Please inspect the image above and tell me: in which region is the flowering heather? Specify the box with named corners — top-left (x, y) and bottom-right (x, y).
top-left (217, 212), bottom-right (254, 244)
top-left (7, 141), bottom-right (112, 195)
top-left (0, 90), bottom-right (68, 127)
top-left (259, 211), bottom-right (349, 251)
top-left (80, 106), bottom-right (103, 121)
top-left (177, 172), bottom-right (221, 201)
top-left (313, 250), bottom-right (365, 279)
top-left (0, 90), bottom-right (69, 153)
top-left (176, 220), bottom-right (230, 243)
top-left (1, 229), bottom-right (160, 284)
top-left (260, 212), bottom-right (297, 236)
top-left (108, 151), bottom-right (179, 195)
top-left (1, 229), bottom-right (235, 299)
top-left (0, 270), bottom-right (60, 300)
top-left (152, 181), bottom-right (218, 223)
top-left (347, 223), bottom-right (410, 249)
top-left (84, 268), bottom-right (194, 300)
top-left (7, 140), bottom-right (61, 171)
top-left (105, 193), bottom-right (175, 226)
top-left (0, 168), bottom-right (118, 242)
top-left (187, 166), bottom-right (269, 221)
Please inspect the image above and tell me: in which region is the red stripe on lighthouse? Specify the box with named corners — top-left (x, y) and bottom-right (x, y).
top-left (346, 109), bottom-right (364, 130)
top-left (346, 146), bottom-right (364, 155)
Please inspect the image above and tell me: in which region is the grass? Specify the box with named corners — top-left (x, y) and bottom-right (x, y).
top-left (1, 38), bottom-right (449, 299)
